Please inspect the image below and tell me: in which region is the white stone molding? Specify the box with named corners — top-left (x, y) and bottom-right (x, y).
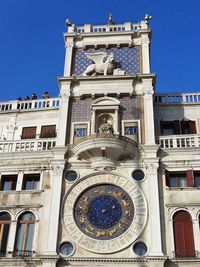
top-left (145, 163), bottom-right (163, 256)
top-left (45, 162), bottom-right (64, 255)
top-left (6, 220), bottom-right (17, 253)
top-left (70, 121), bottom-right (90, 144)
top-left (15, 208), bottom-right (39, 221)
top-left (16, 171), bottom-right (24, 191)
top-left (64, 37), bottom-right (74, 76)
top-left (57, 82), bottom-right (71, 146)
top-left (142, 79), bottom-right (155, 144)
top-left (168, 206), bottom-right (200, 258)
top-left (141, 34), bottom-right (150, 74)
top-left (121, 119), bottom-right (141, 144)
top-left (91, 97), bottom-right (120, 134)
top-left (62, 172), bottom-right (148, 254)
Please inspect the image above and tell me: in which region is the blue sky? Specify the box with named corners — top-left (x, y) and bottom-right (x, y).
top-left (0, 0), bottom-right (200, 101)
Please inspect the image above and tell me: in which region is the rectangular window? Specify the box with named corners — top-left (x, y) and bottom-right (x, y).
top-left (73, 124), bottom-right (88, 143)
top-left (74, 128), bottom-right (87, 137)
top-left (166, 170), bottom-right (194, 188)
top-left (21, 127), bottom-right (37, 139)
top-left (22, 174), bottom-right (40, 190)
top-left (160, 121), bottom-right (180, 135)
top-left (0, 175), bottom-right (17, 191)
top-left (169, 173), bottom-right (186, 187)
top-left (161, 120), bottom-right (196, 135)
top-left (123, 121), bottom-right (139, 142)
top-left (40, 125), bottom-right (56, 138)
top-left (181, 120), bottom-right (196, 134)
top-left (194, 172), bottom-right (200, 187)
top-left (125, 126), bottom-right (137, 135)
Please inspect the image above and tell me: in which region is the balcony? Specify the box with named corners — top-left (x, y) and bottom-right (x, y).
top-left (12, 250), bottom-right (35, 257)
top-left (67, 21), bottom-right (147, 34)
top-left (157, 134), bottom-right (200, 149)
top-left (154, 93), bottom-right (200, 105)
top-left (69, 134), bottom-right (138, 164)
top-left (0, 138), bottom-right (56, 153)
top-left (0, 97), bottom-right (60, 112)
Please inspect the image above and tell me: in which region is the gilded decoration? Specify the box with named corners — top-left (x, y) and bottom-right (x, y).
top-left (62, 173), bottom-right (147, 254)
top-left (74, 184), bottom-right (134, 240)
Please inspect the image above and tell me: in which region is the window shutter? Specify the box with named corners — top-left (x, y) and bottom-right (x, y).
top-left (189, 120), bottom-right (196, 134)
top-left (165, 169), bottom-right (170, 187)
top-left (186, 170), bottom-right (194, 187)
top-left (173, 211), bottom-right (195, 257)
top-left (174, 120), bottom-right (180, 134)
top-left (40, 125), bottom-right (56, 138)
top-left (160, 120), bottom-right (163, 134)
top-left (22, 127), bottom-right (36, 139)
top-left (180, 120), bottom-right (186, 134)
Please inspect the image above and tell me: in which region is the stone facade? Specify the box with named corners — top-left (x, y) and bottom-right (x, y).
top-left (0, 18), bottom-right (199, 267)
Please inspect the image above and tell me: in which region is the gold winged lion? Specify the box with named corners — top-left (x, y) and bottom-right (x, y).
top-left (82, 52), bottom-right (115, 76)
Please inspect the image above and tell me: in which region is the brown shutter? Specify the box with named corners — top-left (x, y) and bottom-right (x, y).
top-left (180, 120), bottom-right (186, 134)
top-left (160, 120), bottom-right (163, 134)
top-left (186, 170), bottom-right (194, 187)
top-left (173, 211), bottom-right (195, 257)
top-left (165, 169), bottom-right (170, 187)
top-left (40, 125), bottom-right (56, 138)
top-left (189, 120), bottom-right (196, 134)
top-left (174, 120), bottom-right (180, 134)
top-left (21, 127), bottom-right (36, 139)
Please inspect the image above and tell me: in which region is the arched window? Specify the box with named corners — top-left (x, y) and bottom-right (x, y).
top-left (173, 211), bottom-right (195, 257)
top-left (14, 212), bottom-right (35, 256)
top-left (0, 212), bottom-right (11, 256)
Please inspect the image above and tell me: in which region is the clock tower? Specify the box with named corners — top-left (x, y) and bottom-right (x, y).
top-left (57, 16), bottom-right (165, 267)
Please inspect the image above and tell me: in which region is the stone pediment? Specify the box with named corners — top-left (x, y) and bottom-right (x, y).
top-left (92, 96), bottom-right (120, 107)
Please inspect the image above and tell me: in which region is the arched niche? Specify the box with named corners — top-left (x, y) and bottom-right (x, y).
top-left (91, 97), bottom-right (120, 134)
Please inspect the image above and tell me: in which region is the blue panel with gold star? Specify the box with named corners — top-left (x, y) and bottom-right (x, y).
top-left (72, 47), bottom-right (141, 76)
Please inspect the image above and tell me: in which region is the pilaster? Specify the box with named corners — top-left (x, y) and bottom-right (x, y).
top-left (64, 37), bottom-right (74, 76)
top-left (45, 162), bottom-right (64, 254)
top-left (143, 145), bottom-right (163, 256)
top-left (56, 80), bottom-right (71, 147)
top-left (141, 33), bottom-right (150, 74)
top-left (142, 77), bottom-right (155, 144)
top-left (7, 220), bottom-right (16, 253)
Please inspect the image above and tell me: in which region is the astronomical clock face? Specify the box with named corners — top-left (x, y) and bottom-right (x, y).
top-left (62, 173), bottom-right (147, 254)
top-left (74, 184), bottom-right (134, 240)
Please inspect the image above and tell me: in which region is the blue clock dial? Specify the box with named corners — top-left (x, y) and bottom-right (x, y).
top-left (74, 184), bottom-right (134, 240)
top-left (87, 195), bottom-right (122, 228)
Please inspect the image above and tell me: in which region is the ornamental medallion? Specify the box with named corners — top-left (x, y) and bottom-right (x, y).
top-left (62, 173), bottom-right (147, 254)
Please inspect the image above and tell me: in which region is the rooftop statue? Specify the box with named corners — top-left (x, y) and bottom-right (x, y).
top-left (82, 52), bottom-right (115, 76)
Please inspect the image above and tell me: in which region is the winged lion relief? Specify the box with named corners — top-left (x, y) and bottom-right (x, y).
top-left (82, 52), bottom-right (125, 76)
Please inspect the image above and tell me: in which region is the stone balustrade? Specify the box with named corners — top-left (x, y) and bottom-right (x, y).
top-left (154, 93), bottom-right (200, 104)
top-left (67, 22), bottom-right (145, 34)
top-left (158, 134), bottom-right (200, 149)
top-left (0, 97), bottom-right (60, 112)
top-left (0, 138), bottom-right (56, 153)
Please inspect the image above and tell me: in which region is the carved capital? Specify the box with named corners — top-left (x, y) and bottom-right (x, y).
top-left (143, 87), bottom-right (154, 95)
top-left (144, 163), bottom-right (158, 174)
top-left (141, 38), bottom-right (150, 46)
top-left (52, 165), bottom-right (64, 176)
top-left (60, 92), bottom-right (70, 100)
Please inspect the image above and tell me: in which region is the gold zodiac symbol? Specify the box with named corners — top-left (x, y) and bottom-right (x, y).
top-left (96, 231), bottom-right (106, 237)
top-left (108, 227), bottom-right (117, 236)
top-left (83, 195), bottom-right (89, 202)
top-left (79, 216), bottom-right (85, 223)
top-left (124, 210), bottom-right (131, 216)
top-left (121, 199), bottom-right (130, 207)
top-left (85, 227), bottom-right (94, 235)
top-left (93, 188), bottom-right (104, 194)
top-left (112, 191), bottom-right (123, 198)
